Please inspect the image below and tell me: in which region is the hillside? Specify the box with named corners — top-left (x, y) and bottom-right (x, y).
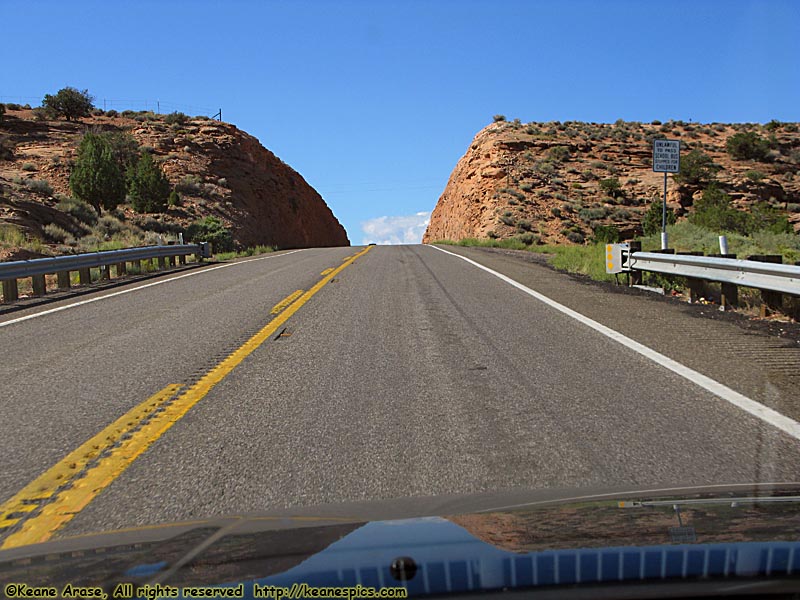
top-left (423, 119), bottom-right (800, 244)
top-left (0, 106), bottom-right (348, 260)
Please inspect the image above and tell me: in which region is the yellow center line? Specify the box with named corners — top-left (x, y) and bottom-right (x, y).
top-left (0, 246), bottom-right (372, 549)
top-left (320, 268), bottom-right (334, 276)
top-left (270, 290), bottom-right (304, 315)
top-left (0, 384), bottom-right (182, 532)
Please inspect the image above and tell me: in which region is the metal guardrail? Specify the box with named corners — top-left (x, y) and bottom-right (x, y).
top-left (628, 252), bottom-right (800, 296)
top-left (1, 243), bottom-right (210, 303)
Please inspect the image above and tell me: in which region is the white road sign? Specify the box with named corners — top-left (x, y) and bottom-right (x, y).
top-left (653, 139), bottom-right (680, 173)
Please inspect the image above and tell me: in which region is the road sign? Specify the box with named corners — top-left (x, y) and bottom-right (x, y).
top-left (653, 139), bottom-right (680, 173)
top-left (605, 243), bottom-right (630, 274)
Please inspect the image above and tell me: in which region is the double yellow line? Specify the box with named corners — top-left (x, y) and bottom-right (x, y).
top-left (0, 246), bottom-right (372, 549)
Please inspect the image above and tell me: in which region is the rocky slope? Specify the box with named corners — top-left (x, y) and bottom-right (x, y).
top-left (0, 106), bottom-right (348, 258)
top-left (424, 119), bottom-right (800, 244)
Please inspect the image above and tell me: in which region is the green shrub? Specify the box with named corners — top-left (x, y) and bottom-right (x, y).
top-left (566, 231), bottom-right (585, 244)
top-left (578, 206), bottom-right (608, 222)
top-left (550, 207), bottom-right (562, 218)
top-left (516, 219), bottom-right (533, 231)
top-left (548, 146), bottom-right (570, 162)
top-left (0, 104), bottom-right (4, 123)
top-left (24, 179), bottom-right (53, 196)
top-left (642, 199), bottom-right (677, 235)
top-left (176, 174), bottom-right (203, 195)
top-left (21, 162), bottom-right (36, 171)
top-left (168, 189), bottom-right (181, 206)
top-left (786, 203), bottom-right (800, 213)
top-left (726, 132), bottom-right (771, 161)
top-left (42, 87), bottom-right (94, 121)
top-left (516, 232), bottom-right (539, 245)
top-left (598, 177), bottom-right (623, 198)
top-left (128, 152), bottom-right (170, 213)
top-left (43, 223), bottom-right (74, 244)
top-left (0, 135), bottom-right (15, 160)
top-left (106, 109), bottom-right (118, 117)
top-left (610, 208), bottom-right (632, 222)
top-left (57, 196), bottom-right (98, 225)
top-left (592, 224), bottom-right (620, 243)
top-left (186, 216), bottom-right (233, 253)
top-left (651, 119), bottom-right (662, 125)
top-left (95, 215), bottom-right (125, 236)
top-left (121, 110), bottom-right (136, 118)
top-left (164, 112), bottom-right (189, 126)
top-left (744, 169), bottom-right (766, 182)
top-left (689, 185), bottom-right (750, 234)
top-left (492, 114), bottom-right (506, 122)
top-left (70, 132), bottom-right (127, 212)
top-left (673, 149), bottom-right (721, 186)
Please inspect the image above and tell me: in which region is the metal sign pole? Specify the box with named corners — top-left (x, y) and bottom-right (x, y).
top-left (662, 171), bottom-right (668, 249)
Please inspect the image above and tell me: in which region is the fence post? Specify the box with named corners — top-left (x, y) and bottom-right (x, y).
top-left (709, 253), bottom-right (738, 310)
top-left (116, 262), bottom-right (127, 277)
top-left (79, 268), bottom-right (91, 285)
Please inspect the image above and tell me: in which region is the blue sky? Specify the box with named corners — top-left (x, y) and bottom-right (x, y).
top-left (3, 0), bottom-right (799, 244)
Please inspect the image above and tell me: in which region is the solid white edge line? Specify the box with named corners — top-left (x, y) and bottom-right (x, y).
top-left (428, 244), bottom-right (800, 443)
top-left (0, 249), bottom-right (304, 329)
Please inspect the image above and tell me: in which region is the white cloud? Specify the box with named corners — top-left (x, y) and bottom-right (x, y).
top-left (360, 211), bottom-right (431, 245)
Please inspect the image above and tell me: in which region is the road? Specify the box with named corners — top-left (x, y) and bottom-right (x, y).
top-left (1, 244), bottom-right (800, 548)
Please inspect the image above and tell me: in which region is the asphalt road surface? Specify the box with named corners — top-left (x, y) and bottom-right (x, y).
top-left (1, 244), bottom-right (799, 546)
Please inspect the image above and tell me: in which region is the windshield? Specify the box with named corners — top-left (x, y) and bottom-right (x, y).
top-left (1, 0), bottom-right (799, 596)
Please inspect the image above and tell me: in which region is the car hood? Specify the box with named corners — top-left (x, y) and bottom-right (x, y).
top-left (1, 482), bottom-right (799, 593)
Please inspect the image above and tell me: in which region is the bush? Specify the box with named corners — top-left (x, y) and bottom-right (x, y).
top-left (21, 162), bottom-right (36, 171)
top-left (70, 132), bottom-right (127, 212)
top-left (566, 231), bottom-right (585, 244)
top-left (548, 146), bottom-right (570, 162)
top-left (492, 114), bottom-right (506, 122)
top-left (128, 152), bottom-right (170, 213)
top-left (24, 179), bottom-right (53, 196)
top-left (673, 149), bottom-right (721, 186)
top-left (168, 189), bottom-right (181, 206)
top-left (186, 216), bottom-right (233, 253)
top-left (642, 199), bottom-right (677, 236)
top-left (550, 207), bottom-right (562, 218)
top-left (95, 215), bottom-right (125, 236)
top-left (0, 104), bottom-right (4, 123)
top-left (744, 169), bottom-right (765, 182)
top-left (689, 185), bottom-right (750, 234)
top-left (164, 112), bottom-right (189, 126)
top-left (516, 218), bottom-right (533, 231)
top-left (578, 206), bottom-right (608, 222)
top-left (0, 136), bottom-right (15, 160)
top-left (42, 87), bottom-right (94, 121)
top-left (43, 223), bottom-right (74, 244)
top-left (592, 224), bottom-right (620, 244)
top-left (598, 177), bottom-right (623, 198)
top-left (57, 196), bottom-right (98, 225)
top-left (176, 174), bottom-right (203, 195)
top-left (516, 232), bottom-right (539, 245)
top-left (106, 109), bottom-right (118, 117)
top-left (726, 131), bottom-right (771, 161)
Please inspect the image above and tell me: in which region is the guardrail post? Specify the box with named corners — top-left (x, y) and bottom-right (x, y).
top-left (709, 253), bottom-right (738, 310)
top-left (678, 252), bottom-right (705, 303)
top-left (167, 255), bottom-right (176, 268)
top-left (749, 255), bottom-right (784, 317)
top-left (158, 257), bottom-right (167, 270)
top-left (133, 259), bottom-right (142, 274)
top-left (56, 271), bottom-right (71, 290)
top-left (32, 274), bottom-right (46, 296)
top-left (99, 265), bottom-right (111, 281)
top-left (178, 254), bottom-right (186, 265)
top-left (116, 262), bottom-right (127, 277)
top-left (2, 279), bottom-right (19, 303)
top-left (79, 268), bottom-right (91, 285)
top-left (628, 241), bottom-right (642, 285)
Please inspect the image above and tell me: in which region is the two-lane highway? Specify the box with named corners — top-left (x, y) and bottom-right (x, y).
top-left (2, 244), bottom-right (800, 548)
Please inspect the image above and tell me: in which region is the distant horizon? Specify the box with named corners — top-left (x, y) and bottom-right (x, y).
top-left (4, 0), bottom-right (798, 244)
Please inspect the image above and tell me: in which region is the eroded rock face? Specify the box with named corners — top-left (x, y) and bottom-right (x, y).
top-left (0, 109), bottom-right (349, 250)
top-left (424, 121), bottom-right (800, 244)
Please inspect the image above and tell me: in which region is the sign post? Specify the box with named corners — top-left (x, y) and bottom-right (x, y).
top-left (653, 139), bottom-right (680, 249)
